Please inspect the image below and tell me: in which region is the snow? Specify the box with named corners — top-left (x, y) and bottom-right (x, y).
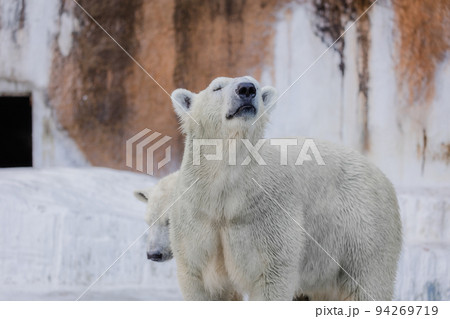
top-left (395, 188), bottom-right (450, 300)
top-left (0, 167), bottom-right (182, 301)
top-left (1, 167), bottom-right (448, 300)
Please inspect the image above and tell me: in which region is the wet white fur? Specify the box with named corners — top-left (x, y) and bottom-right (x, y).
top-left (134, 172), bottom-right (178, 259)
top-left (170, 76), bottom-right (402, 300)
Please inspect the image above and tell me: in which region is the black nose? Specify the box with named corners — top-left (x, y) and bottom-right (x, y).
top-left (236, 82), bottom-right (256, 99)
top-left (147, 251), bottom-right (163, 261)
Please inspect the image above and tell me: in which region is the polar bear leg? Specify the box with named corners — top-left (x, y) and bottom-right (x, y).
top-left (248, 283), bottom-right (293, 301)
top-left (177, 260), bottom-right (242, 300)
top-left (336, 260), bottom-right (397, 301)
top-left (176, 262), bottom-right (211, 300)
top-left (248, 270), bottom-right (297, 301)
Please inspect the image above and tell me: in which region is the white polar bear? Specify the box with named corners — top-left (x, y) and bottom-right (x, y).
top-left (134, 172), bottom-right (179, 262)
top-left (169, 76), bottom-right (402, 301)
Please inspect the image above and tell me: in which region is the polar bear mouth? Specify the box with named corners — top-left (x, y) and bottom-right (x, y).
top-left (226, 104), bottom-right (256, 120)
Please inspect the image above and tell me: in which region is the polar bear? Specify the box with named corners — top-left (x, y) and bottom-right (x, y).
top-left (169, 76), bottom-right (402, 301)
top-left (134, 172), bottom-right (179, 262)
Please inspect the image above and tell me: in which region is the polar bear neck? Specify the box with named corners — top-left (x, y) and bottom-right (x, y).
top-left (181, 136), bottom-right (260, 175)
top-left (177, 120), bottom-right (268, 220)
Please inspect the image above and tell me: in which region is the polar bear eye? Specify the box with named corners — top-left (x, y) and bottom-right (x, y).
top-left (213, 86), bottom-right (222, 92)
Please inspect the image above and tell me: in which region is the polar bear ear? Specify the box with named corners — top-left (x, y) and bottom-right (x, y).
top-left (261, 86), bottom-right (277, 112)
top-left (171, 88), bottom-right (195, 118)
top-left (134, 190), bottom-right (149, 203)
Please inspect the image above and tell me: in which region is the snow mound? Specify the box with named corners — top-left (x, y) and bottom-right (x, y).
top-left (0, 167), bottom-right (182, 300)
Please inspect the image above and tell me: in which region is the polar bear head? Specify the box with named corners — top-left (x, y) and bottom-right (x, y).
top-left (171, 76), bottom-right (277, 140)
top-left (134, 172), bottom-right (178, 262)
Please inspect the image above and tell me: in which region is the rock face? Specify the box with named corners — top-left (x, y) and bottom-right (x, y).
top-left (49, 0), bottom-right (291, 176)
top-left (46, 0), bottom-right (450, 181)
top-left (50, 0), bottom-right (180, 175)
top-left (1, 0), bottom-right (448, 181)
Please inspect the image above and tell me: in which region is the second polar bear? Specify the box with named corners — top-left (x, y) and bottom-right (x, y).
top-left (134, 172), bottom-right (178, 262)
top-left (169, 76), bottom-right (402, 301)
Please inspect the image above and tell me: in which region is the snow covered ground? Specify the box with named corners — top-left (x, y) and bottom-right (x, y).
top-left (0, 167), bottom-right (448, 300)
top-left (0, 167), bottom-right (181, 300)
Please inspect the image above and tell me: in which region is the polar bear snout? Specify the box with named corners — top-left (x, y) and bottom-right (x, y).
top-left (147, 249), bottom-right (172, 262)
top-left (226, 81), bottom-right (258, 120)
top-left (147, 250), bottom-right (163, 261)
top-left (236, 82), bottom-right (256, 99)
top-left (146, 221), bottom-right (173, 262)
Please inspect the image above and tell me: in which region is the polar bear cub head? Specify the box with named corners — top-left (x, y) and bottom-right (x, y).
top-left (134, 172), bottom-right (178, 262)
top-left (171, 76), bottom-right (277, 139)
